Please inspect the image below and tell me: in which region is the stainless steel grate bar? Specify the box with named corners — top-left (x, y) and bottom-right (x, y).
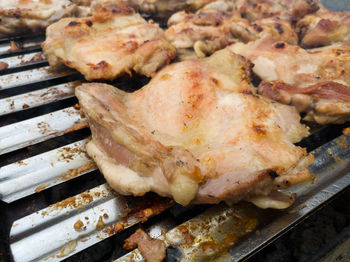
top-left (10, 184), bottom-right (174, 262)
top-left (0, 81), bottom-right (79, 116)
top-left (1, 51), bottom-right (47, 69)
top-left (0, 106), bottom-right (86, 155)
top-left (0, 138), bottom-right (95, 203)
top-left (0, 66), bottom-right (76, 90)
top-left (0, 38), bottom-right (43, 56)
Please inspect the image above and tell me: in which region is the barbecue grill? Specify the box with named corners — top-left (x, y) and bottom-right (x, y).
top-left (1, 10), bottom-right (350, 262)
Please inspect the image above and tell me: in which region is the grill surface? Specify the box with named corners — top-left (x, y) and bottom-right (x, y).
top-left (0, 21), bottom-right (350, 262)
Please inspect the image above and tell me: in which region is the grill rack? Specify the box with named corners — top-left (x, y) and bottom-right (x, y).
top-left (0, 34), bottom-right (349, 262)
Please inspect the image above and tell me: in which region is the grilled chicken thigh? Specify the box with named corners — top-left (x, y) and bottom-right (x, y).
top-left (229, 39), bottom-right (350, 124)
top-left (91, 0), bottom-right (217, 20)
top-left (165, 6), bottom-right (241, 60)
top-left (42, 4), bottom-right (175, 80)
top-left (76, 49), bottom-right (312, 208)
top-left (297, 10), bottom-right (350, 48)
top-left (166, 3), bottom-right (297, 60)
top-left (236, 0), bottom-right (321, 21)
top-left (0, 0), bottom-right (77, 37)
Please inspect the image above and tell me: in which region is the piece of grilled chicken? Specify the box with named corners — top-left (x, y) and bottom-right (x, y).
top-left (91, 0), bottom-right (217, 21)
top-left (229, 39), bottom-right (350, 124)
top-left (297, 10), bottom-right (350, 48)
top-left (0, 0), bottom-right (78, 38)
top-left (165, 2), bottom-right (297, 60)
top-left (76, 49), bottom-right (312, 209)
top-left (236, 0), bottom-right (322, 21)
top-left (42, 4), bottom-right (175, 81)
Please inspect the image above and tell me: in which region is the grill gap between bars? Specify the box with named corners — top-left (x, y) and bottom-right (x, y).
top-left (0, 32), bottom-right (349, 262)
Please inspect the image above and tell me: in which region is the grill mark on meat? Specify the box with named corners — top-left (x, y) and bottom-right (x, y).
top-left (274, 42), bottom-right (285, 49)
top-left (67, 21), bottom-right (81, 27)
top-left (269, 171), bottom-right (280, 179)
top-left (85, 20), bottom-right (93, 27)
top-left (92, 61), bottom-right (108, 70)
top-left (274, 23), bottom-right (283, 34)
top-left (252, 23), bottom-right (263, 32)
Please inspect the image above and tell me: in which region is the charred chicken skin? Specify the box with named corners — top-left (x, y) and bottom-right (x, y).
top-left (42, 4), bottom-right (175, 81)
top-left (229, 39), bottom-right (350, 124)
top-left (76, 49), bottom-right (312, 208)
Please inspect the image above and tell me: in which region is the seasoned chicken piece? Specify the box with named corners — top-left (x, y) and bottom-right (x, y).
top-left (165, 7), bottom-right (241, 60)
top-left (229, 39), bottom-right (350, 124)
top-left (76, 49), bottom-right (312, 208)
top-left (236, 0), bottom-right (321, 21)
top-left (297, 10), bottom-right (350, 48)
top-left (0, 0), bottom-right (77, 38)
top-left (91, 0), bottom-right (217, 21)
top-left (165, 3), bottom-right (297, 60)
top-left (42, 4), bottom-right (175, 81)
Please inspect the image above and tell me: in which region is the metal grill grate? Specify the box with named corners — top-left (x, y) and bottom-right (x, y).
top-left (0, 34), bottom-right (349, 262)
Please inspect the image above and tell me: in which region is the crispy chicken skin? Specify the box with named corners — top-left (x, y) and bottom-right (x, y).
top-left (165, 2), bottom-right (297, 60)
top-left (229, 39), bottom-right (350, 124)
top-left (42, 4), bottom-right (175, 81)
top-left (297, 10), bottom-right (350, 48)
top-left (0, 0), bottom-right (77, 38)
top-left (76, 49), bottom-right (312, 208)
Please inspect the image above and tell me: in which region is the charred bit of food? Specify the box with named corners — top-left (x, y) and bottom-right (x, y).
top-left (124, 228), bottom-right (166, 262)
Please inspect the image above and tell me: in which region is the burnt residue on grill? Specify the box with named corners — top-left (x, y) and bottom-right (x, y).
top-left (103, 196), bottom-right (174, 236)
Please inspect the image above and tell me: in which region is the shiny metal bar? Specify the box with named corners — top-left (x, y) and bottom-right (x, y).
top-left (0, 38), bottom-right (43, 56)
top-left (10, 184), bottom-right (174, 262)
top-left (0, 66), bottom-right (76, 90)
top-left (0, 51), bottom-right (47, 69)
top-left (0, 106), bottom-right (86, 155)
top-left (0, 81), bottom-right (79, 116)
top-left (0, 138), bottom-right (95, 203)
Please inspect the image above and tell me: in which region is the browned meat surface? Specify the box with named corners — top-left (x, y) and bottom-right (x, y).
top-left (75, 49), bottom-right (312, 208)
top-left (42, 4), bottom-right (175, 81)
top-left (297, 10), bottom-right (350, 47)
top-left (124, 229), bottom-right (166, 262)
top-left (0, 0), bottom-right (78, 38)
top-left (229, 39), bottom-right (350, 124)
top-left (165, 2), bottom-right (297, 60)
